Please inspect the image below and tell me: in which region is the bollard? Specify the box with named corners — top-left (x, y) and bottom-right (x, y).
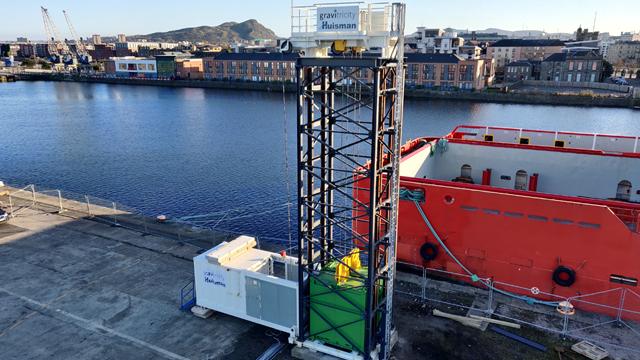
top-left (8, 194), bottom-right (14, 218)
top-left (142, 214), bottom-right (149, 235)
top-left (85, 195), bottom-right (92, 216)
top-left (561, 305), bottom-right (569, 337)
top-left (57, 190), bottom-right (64, 213)
top-left (112, 202), bottom-right (120, 226)
top-left (487, 279), bottom-right (494, 313)
top-left (616, 289), bottom-right (627, 324)
top-left (30, 185), bottom-right (36, 207)
top-left (421, 267), bottom-right (427, 301)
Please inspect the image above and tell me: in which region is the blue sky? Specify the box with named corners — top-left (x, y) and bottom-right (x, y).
top-left (3, 0), bottom-right (639, 41)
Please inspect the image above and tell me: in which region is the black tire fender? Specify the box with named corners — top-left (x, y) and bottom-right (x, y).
top-left (552, 265), bottom-right (576, 287)
top-left (420, 242), bottom-right (439, 261)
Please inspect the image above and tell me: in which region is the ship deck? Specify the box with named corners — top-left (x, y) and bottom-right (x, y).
top-left (0, 200), bottom-right (636, 359)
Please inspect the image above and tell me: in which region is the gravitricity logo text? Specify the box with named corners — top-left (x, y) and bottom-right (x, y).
top-left (318, 7), bottom-right (358, 31)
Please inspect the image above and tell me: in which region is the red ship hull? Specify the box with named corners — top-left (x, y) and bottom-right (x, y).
top-left (354, 126), bottom-right (640, 320)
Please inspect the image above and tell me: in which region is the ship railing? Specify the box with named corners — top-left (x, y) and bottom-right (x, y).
top-left (395, 261), bottom-right (640, 356)
top-left (609, 206), bottom-right (640, 232)
top-left (291, 2), bottom-right (392, 36)
top-left (450, 125), bottom-right (640, 154)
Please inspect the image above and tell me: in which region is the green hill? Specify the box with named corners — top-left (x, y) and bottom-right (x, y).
top-left (130, 19), bottom-right (277, 44)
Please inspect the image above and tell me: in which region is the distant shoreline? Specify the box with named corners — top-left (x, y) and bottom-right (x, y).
top-left (15, 73), bottom-right (640, 109)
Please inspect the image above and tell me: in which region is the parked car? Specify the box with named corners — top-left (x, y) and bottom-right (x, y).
top-left (0, 209), bottom-right (8, 224)
top-left (613, 77), bottom-right (629, 85)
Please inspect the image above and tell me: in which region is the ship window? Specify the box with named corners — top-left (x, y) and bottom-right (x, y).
top-left (553, 218), bottom-right (574, 225)
top-left (578, 221), bottom-right (601, 229)
top-left (527, 215), bottom-right (548, 222)
top-left (616, 180), bottom-right (632, 201)
top-left (519, 137), bottom-right (530, 145)
top-left (461, 164), bottom-right (472, 178)
top-left (515, 170), bottom-right (528, 190)
top-left (504, 212), bottom-right (524, 218)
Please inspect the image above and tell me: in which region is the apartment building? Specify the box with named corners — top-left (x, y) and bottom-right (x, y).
top-left (607, 41), bottom-right (640, 79)
top-left (406, 28), bottom-right (465, 55)
top-left (607, 41), bottom-right (640, 66)
top-left (203, 53), bottom-right (297, 82)
top-left (115, 41), bottom-right (180, 57)
top-left (104, 57), bottom-right (158, 78)
top-left (487, 39), bottom-right (565, 69)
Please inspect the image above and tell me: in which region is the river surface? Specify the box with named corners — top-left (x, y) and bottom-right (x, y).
top-left (1, 81), bottom-right (639, 241)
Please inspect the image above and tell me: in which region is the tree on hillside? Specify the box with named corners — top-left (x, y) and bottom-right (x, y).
top-left (636, 69), bottom-right (640, 79)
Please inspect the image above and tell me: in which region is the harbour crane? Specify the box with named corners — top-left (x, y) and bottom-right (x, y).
top-left (63, 10), bottom-right (92, 64)
top-left (40, 6), bottom-right (74, 65)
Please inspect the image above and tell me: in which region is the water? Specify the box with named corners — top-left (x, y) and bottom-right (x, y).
top-left (1, 81), bottom-right (639, 240)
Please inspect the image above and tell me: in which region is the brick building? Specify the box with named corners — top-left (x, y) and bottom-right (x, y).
top-left (18, 43), bottom-right (36, 58)
top-left (89, 44), bottom-right (115, 61)
top-left (176, 58), bottom-right (204, 80)
top-left (35, 43), bottom-right (52, 58)
top-left (575, 26), bottom-right (599, 42)
top-left (405, 53), bottom-right (494, 90)
top-left (540, 50), bottom-right (603, 82)
top-left (201, 52), bottom-right (493, 90)
top-left (203, 53), bottom-right (297, 82)
top-left (504, 60), bottom-right (540, 82)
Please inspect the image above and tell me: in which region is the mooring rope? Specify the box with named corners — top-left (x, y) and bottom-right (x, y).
top-left (400, 188), bottom-right (558, 307)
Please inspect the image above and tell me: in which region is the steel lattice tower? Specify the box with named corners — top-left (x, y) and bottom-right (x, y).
top-left (294, 4), bottom-right (406, 359)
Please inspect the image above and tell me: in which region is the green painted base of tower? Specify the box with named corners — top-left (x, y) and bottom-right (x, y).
top-left (309, 261), bottom-right (382, 354)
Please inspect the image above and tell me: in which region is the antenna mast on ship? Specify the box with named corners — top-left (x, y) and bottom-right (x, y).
top-left (289, 2), bottom-right (406, 359)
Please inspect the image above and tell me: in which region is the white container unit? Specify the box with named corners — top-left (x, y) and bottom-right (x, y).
top-left (193, 235), bottom-right (299, 334)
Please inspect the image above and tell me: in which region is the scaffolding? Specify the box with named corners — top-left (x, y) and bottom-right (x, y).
top-left (293, 3), bottom-right (406, 359)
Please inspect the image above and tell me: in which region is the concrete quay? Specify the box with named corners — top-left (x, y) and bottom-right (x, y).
top-left (0, 206), bottom-right (287, 360)
top-left (0, 189), bottom-right (637, 359)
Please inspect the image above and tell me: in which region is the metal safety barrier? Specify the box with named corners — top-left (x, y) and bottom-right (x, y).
top-left (394, 262), bottom-right (640, 356)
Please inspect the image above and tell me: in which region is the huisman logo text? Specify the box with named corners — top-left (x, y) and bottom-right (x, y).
top-left (319, 8), bottom-right (357, 31)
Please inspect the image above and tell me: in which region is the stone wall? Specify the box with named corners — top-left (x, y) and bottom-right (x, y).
top-left (16, 73), bottom-right (640, 108)
top-left (406, 89), bottom-right (635, 108)
top-left (520, 79), bottom-right (632, 93)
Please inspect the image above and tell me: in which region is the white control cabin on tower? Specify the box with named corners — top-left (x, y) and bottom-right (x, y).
top-left (289, 2), bottom-right (403, 58)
